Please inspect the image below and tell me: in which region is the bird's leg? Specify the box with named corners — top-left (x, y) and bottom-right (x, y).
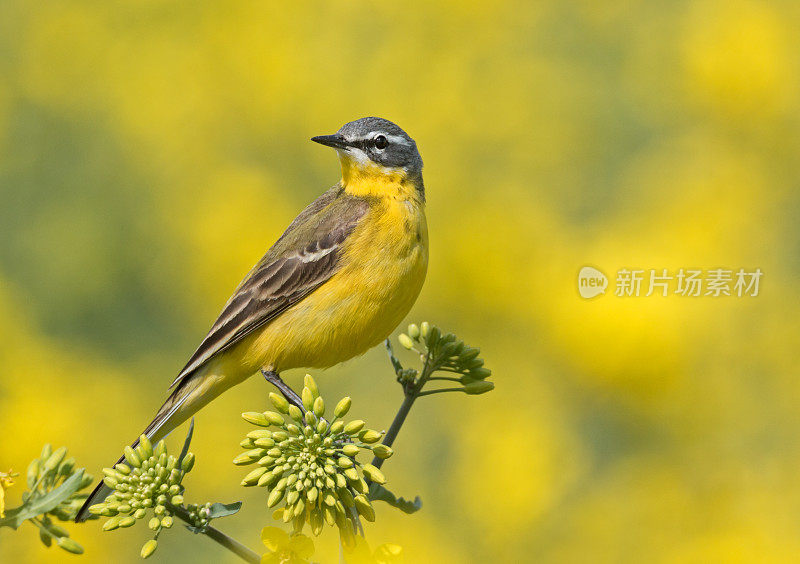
top-left (260, 369), bottom-right (305, 412)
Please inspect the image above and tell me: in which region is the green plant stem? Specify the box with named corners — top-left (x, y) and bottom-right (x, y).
top-left (427, 376), bottom-right (461, 382)
top-left (166, 503), bottom-right (259, 564)
top-left (417, 388), bottom-right (464, 397)
top-left (28, 517), bottom-right (54, 539)
top-left (370, 342), bottom-right (434, 470)
top-left (370, 392), bottom-right (417, 471)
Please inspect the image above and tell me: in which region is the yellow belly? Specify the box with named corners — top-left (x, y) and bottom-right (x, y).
top-left (225, 197), bottom-right (428, 376)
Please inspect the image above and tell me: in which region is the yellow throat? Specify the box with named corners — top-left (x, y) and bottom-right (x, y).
top-left (338, 152), bottom-right (424, 202)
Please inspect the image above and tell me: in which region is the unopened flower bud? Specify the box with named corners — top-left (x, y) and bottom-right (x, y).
top-left (153, 440), bottom-right (167, 459)
top-left (426, 326), bottom-right (440, 347)
top-left (181, 452), bottom-right (195, 472)
top-left (242, 467), bottom-right (267, 486)
top-left (361, 464), bottom-right (386, 484)
top-left (56, 537), bottom-right (84, 554)
top-left (268, 489), bottom-right (284, 508)
top-left (354, 495), bottom-right (375, 522)
top-left (43, 447), bottom-right (67, 472)
top-left (464, 380), bottom-right (494, 394)
top-left (371, 444), bottom-right (393, 459)
top-left (467, 367), bottom-right (491, 380)
top-left (140, 539), bottom-right (158, 559)
top-left (360, 430), bottom-right (382, 444)
top-left (102, 516), bottom-right (121, 531)
top-left (341, 444), bottom-right (359, 457)
top-left (304, 374), bottom-right (319, 398)
top-left (269, 392), bottom-right (290, 413)
top-left (137, 435), bottom-right (153, 459)
top-left (264, 411), bottom-right (285, 426)
top-left (302, 387), bottom-right (314, 412)
top-left (288, 405), bottom-right (304, 422)
top-left (242, 412), bottom-right (270, 426)
top-left (344, 420), bottom-right (364, 435)
top-left (27, 458), bottom-right (40, 486)
top-left (334, 397), bottom-right (351, 418)
top-left (254, 437), bottom-right (275, 448)
top-left (420, 321), bottom-right (430, 337)
top-left (59, 457), bottom-right (76, 475)
top-left (460, 347), bottom-right (481, 362)
top-left (313, 396), bottom-right (325, 417)
top-left (398, 334), bottom-right (414, 349)
top-left (123, 446), bottom-right (141, 468)
top-left (79, 474), bottom-right (94, 489)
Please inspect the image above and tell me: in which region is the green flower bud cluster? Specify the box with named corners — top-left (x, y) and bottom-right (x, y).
top-left (184, 501), bottom-right (213, 529)
top-left (236, 375), bottom-right (392, 537)
top-left (398, 322), bottom-right (494, 395)
top-left (24, 444), bottom-right (94, 554)
top-left (26, 444), bottom-right (95, 521)
top-left (88, 435), bottom-right (194, 559)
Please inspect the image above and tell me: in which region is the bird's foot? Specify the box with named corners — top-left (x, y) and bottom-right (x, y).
top-left (260, 369), bottom-right (305, 412)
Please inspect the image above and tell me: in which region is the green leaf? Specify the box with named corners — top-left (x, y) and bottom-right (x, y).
top-left (0, 471), bottom-right (85, 530)
top-left (368, 483), bottom-right (422, 514)
top-left (207, 501), bottom-right (241, 519)
top-left (183, 501), bottom-right (241, 533)
top-left (178, 418), bottom-right (195, 465)
top-left (384, 339), bottom-right (404, 375)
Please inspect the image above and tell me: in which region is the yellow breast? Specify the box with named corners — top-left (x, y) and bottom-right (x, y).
top-left (232, 176), bottom-right (428, 375)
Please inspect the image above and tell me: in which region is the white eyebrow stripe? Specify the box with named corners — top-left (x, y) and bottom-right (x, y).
top-left (385, 134), bottom-right (411, 146)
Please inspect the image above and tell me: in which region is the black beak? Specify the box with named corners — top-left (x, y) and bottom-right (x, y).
top-left (311, 134), bottom-right (349, 150)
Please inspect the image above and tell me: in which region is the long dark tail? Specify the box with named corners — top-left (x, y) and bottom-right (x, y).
top-left (74, 384), bottom-right (190, 522)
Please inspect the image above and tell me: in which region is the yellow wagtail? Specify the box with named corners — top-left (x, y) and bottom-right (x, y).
top-left (76, 117), bottom-right (428, 521)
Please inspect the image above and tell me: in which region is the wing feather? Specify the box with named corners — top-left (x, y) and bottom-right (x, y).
top-left (168, 187), bottom-right (367, 390)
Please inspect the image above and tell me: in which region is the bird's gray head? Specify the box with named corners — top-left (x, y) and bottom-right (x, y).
top-left (311, 117), bottom-right (423, 184)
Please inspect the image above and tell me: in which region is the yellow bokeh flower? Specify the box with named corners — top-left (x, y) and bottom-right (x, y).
top-left (0, 469), bottom-right (18, 519)
top-left (261, 526), bottom-right (314, 564)
top-left (344, 537), bottom-right (404, 564)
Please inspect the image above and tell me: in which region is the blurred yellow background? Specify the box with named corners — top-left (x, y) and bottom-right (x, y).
top-left (2, 0), bottom-right (799, 562)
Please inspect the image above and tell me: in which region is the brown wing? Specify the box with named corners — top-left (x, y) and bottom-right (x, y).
top-left (168, 186), bottom-right (367, 390)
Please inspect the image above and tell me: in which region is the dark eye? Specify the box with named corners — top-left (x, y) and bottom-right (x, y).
top-left (374, 135), bottom-right (388, 150)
